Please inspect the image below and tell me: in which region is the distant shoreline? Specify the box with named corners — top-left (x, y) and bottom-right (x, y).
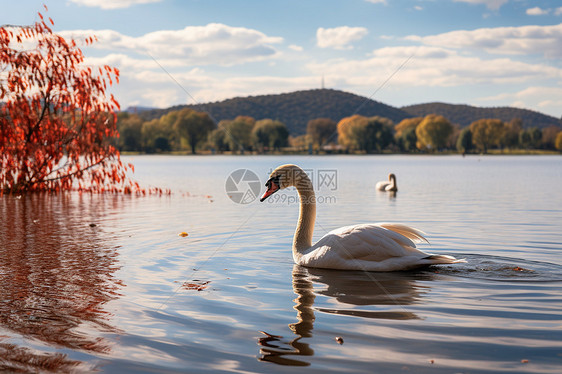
top-left (120, 149), bottom-right (561, 156)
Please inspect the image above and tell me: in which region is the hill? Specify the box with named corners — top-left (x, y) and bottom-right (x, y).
top-left (131, 90), bottom-right (561, 135)
top-left (135, 89), bottom-right (412, 135)
top-left (401, 102), bottom-right (561, 129)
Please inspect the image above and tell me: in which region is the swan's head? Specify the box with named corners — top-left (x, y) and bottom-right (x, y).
top-left (389, 173), bottom-right (396, 181)
top-left (260, 164), bottom-right (308, 202)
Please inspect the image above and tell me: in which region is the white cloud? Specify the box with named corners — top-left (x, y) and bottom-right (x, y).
top-left (55, 24), bottom-right (286, 109)
top-left (288, 44), bottom-right (304, 52)
top-left (365, 0), bottom-right (387, 4)
top-left (316, 26), bottom-right (368, 49)
top-left (555, 7), bottom-right (562, 16)
top-left (69, 0), bottom-right (162, 9)
top-left (84, 53), bottom-right (155, 70)
top-left (139, 88), bottom-right (181, 108)
top-left (96, 40), bottom-right (562, 115)
top-left (405, 23), bottom-right (562, 58)
top-left (60, 24), bottom-right (283, 66)
top-left (306, 45), bottom-right (562, 89)
top-left (453, 0), bottom-right (508, 11)
top-left (478, 86), bottom-right (562, 116)
top-left (526, 7), bottom-right (549, 16)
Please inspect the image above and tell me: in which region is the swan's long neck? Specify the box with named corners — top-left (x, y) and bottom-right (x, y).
top-left (390, 175), bottom-right (397, 189)
top-left (292, 175), bottom-right (316, 262)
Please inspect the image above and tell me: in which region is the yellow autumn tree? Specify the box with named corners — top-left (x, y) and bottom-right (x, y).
top-left (555, 131), bottom-right (562, 152)
top-left (469, 118), bottom-right (505, 153)
top-left (395, 117), bottom-right (423, 138)
top-left (337, 114), bottom-right (368, 151)
top-left (415, 114), bottom-right (453, 151)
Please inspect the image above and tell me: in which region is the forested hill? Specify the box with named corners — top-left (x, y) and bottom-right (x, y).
top-left (135, 89), bottom-right (412, 135)
top-left (131, 89), bottom-right (561, 135)
top-left (402, 102), bottom-right (561, 129)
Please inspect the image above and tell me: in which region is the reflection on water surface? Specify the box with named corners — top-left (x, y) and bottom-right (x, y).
top-left (0, 194), bottom-right (123, 372)
top-left (258, 265), bottom-right (435, 366)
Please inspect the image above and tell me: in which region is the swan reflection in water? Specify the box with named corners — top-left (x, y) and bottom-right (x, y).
top-left (0, 194), bottom-right (124, 372)
top-left (258, 265), bottom-right (435, 366)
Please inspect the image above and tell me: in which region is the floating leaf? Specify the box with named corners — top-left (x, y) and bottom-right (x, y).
top-left (182, 280), bottom-right (210, 291)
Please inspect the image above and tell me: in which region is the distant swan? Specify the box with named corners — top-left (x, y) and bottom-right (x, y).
top-left (376, 173), bottom-right (397, 192)
top-left (260, 164), bottom-right (464, 271)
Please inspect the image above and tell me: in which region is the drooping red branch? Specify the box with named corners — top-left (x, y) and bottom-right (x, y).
top-left (1, 8), bottom-right (140, 194)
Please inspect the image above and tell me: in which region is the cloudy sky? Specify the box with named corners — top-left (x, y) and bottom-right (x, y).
top-left (4, 0), bottom-right (562, 118)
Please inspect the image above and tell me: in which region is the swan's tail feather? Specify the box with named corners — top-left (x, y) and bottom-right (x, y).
top-left (423, 254), bottom-right (467, 264)
top-left (378, 223), bottom-right (429, 244)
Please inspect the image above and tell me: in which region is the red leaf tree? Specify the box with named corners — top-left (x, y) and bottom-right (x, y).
top-left (1, 9), bottom-right (135, 194)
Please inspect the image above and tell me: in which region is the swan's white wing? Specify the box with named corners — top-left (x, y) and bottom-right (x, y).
top-left (375, 181), bottom-right (389, 191)
top-left (376, 222), bottom-right (429, 244)
top-left (300, 224), bottom-right (431, 270)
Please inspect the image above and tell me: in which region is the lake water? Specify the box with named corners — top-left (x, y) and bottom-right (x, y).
top-left (1, 155), bottom-right (561, 373)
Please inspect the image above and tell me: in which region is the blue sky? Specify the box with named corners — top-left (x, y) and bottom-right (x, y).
top-left (3, 0), bottom-right (562, 118)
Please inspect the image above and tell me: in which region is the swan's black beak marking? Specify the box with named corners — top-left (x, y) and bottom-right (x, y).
top-left (260, 176), bottom-right (280, 202)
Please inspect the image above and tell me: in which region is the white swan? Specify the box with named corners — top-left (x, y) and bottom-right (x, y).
top-left (260, 164), bottom-right (464, 271)
top-left (376, 173), bottom-right (397, 192)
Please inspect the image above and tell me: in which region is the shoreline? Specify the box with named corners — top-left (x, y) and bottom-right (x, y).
top-left (120, 149), bottom-right (561, 156)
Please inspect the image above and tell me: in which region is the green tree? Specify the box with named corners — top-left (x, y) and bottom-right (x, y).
top-left (174, 108), bottom-right (216, 154)
top-left (157, 110), bottom-right (182, 150)
top-left (528, 127), bottom-right (542, 149)
top-left (207, 127), bottom-right (229, 153)
top-left (415, 114), bottom-right (453, 151)
top-left (398, 126), bottom-right (417, 152)
top-left (153, 137), bottom-right (171, 152)
top-left (252, 119), bottom-right (289, 152)
top-left (456, 127), bottom-right (473, 154)
top-left (116, 112), bottom-right (144, 152)
top-left (307, 118), bottom-right (337, 149)
top-left (359, 116), bottom-right (394, 153)
top-left (395, 117), bottom-right (421, 152)
top-left (518, 127), bottom-right (542, 150)
top-left (469, 118), bottom-right (504, 153)
top-left (501, 119), bottom-right (522, 149)
top-left (141, 118), bottom-right (174, 153)
top-left (519, 129), bottom-right (532, 149)
top-left (220, 116), bottom-right (255, 154)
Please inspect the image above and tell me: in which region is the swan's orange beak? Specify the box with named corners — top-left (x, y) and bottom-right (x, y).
top-left (260, 177), bottom-right (280, 202)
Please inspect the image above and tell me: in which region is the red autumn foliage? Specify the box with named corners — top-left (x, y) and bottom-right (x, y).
top-left (0, 8), bottom-right (137, 195)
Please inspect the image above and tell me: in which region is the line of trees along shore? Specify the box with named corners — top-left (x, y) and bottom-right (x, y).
top-left (116, 108), bottom-right (562, 154)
